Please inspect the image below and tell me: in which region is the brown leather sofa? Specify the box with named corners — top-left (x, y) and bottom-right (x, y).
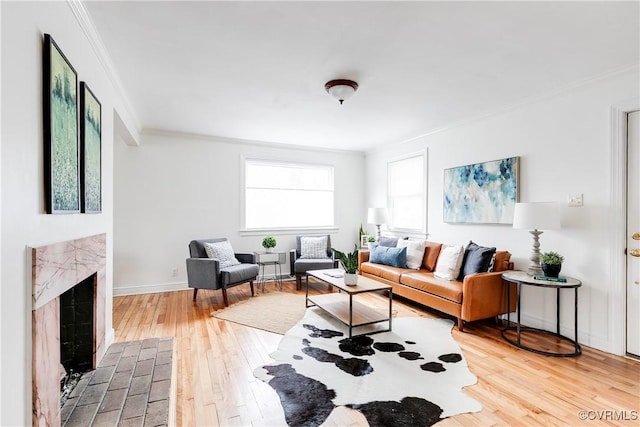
top-left (358, 241), bottom-right (516, 331)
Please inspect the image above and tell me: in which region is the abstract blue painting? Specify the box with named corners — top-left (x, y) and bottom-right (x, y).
top-left (443, 157), bottom-right (519, 224)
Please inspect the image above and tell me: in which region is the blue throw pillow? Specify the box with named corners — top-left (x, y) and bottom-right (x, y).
top-left (458, 241), bottom-right (496, 280)
top-left (369, 245), bottom-right (408, 268)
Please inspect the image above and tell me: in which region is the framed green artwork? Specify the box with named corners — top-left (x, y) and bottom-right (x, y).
top-left (80, 82), bottom-right (102, 213)
top-left (43, 33), bottom-right (80, 214)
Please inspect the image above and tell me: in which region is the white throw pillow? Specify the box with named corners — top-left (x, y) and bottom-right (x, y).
top-left (300, 236), bottom-right (329, 259)
top-left (396, 239), bottom-right (427, 270)
top-left (433, 245), bottom-right (465, 280)
top-left (204, 241), bottom-right (241, 269)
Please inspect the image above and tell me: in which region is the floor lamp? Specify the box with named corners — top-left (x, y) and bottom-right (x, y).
top-left (367, 208), bottom-right (388, 241)
top-left (513, 202), bottom-right (561, 275)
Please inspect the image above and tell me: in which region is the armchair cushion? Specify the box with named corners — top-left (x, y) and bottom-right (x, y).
top-left (204, 240), bottom-right (241, 268)
top-left (221, 263), bottom-right (260, 286)
top-left (300, 236), bottom-right (330, 259)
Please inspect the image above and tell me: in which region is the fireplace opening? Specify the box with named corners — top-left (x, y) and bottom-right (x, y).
top-left (59, 273), bottom-right (96, 406)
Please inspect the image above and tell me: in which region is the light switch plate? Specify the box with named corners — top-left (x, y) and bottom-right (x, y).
top-left (568, 193), bottom-right (583, 207)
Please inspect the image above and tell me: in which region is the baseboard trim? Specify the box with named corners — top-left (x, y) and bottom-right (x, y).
top-left (113, 282), bottom-right (188, 296)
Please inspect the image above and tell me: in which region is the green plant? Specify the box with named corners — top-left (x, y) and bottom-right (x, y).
top-left (540, 251), bottom-right (563, 265)
top-left (261, 236), bottom-right (277, 249)
top-left (367, 236), bottom-right (376, 242)
top-left (332, 244), bottom-right (359, 274)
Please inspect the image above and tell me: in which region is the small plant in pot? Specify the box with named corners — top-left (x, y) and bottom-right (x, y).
top-left (333, 244), bottom-right (359, 285)
top-left (261, 236), bottom-right (277, 253)
top-left (540, 251), bottom-right (564, 277)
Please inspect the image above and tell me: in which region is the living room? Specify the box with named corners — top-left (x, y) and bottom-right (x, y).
top-left (2, 1), bottom-right (640, 426)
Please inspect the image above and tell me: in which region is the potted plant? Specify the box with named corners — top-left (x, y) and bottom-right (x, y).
top-left (366, 235), bottom-right (376, 249)
top-left (540, 251), bottom-right (563, 277)
top-left (261, 236), bottom-right (277, 253)
top-left (333, 244), bottom-right (359, 285)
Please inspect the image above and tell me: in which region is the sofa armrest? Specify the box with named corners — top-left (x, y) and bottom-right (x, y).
top-left (460, 271), bottom-right (517, 322)
top-left (186, 258), bottom-right (221, 289)
top-left (358, 249), bottom-right (370, 267)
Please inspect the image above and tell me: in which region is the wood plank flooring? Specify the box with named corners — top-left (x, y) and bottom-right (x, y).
top-left (113, 280), bottom-right (640, 426)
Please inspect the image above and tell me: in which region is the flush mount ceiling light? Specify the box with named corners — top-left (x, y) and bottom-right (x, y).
top-left (324, 79), bottom-right (358, 104)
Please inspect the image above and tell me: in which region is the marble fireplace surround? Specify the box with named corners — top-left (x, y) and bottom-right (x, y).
top-left (31, 233), bottom-right (107, 427)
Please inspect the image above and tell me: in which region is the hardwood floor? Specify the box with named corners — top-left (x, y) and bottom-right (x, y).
top-left (113, 280), bottom-right (640, 426)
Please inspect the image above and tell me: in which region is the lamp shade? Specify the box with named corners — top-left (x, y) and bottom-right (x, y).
top-left (367, 207), bottom-right (388, 225)
top-left (512, 202), bottom-right (561, 230)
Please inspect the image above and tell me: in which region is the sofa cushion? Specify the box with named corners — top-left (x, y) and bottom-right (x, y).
top-left (360, 262), bottom-right (404, 283)
top-left (422, 241), bottom-right (443, 271)
top-left (458, 241), bottom-right (496, 280)
top-left (369, 245), bottom-right (407, 268)
top-left (400, 271), bottom-right (463, 303)
top-left (378, 236), bottom-right (399, 247)
top-left (204, 241), bottom-right (241, 269)
top-left (433, 245), bottom-right (465, 280)
top-left (397, 239), bottom-right (427, 269)
top-left (300, 236), bottom-right (330, 259)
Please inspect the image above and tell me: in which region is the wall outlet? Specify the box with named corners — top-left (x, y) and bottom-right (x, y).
top-left (567, 193), bottom-right (583, 207)
top-left (171, 267), bottom-right (178, 277)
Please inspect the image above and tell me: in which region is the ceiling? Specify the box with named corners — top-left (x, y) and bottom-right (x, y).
top-left (84, 1), bottom-right (639, 152)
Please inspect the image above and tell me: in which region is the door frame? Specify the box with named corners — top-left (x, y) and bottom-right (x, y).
top-left (610, 98), bottom-right (639, 355)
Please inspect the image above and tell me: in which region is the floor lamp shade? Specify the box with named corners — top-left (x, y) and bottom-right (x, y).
top-left (513, 202), bottom-right (560, 275)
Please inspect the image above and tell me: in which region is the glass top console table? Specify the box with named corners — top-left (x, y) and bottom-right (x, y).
top-left (501, 270), bottom-right (582, 357)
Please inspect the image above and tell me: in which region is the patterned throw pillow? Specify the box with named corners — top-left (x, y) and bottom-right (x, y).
top-left (300, 236), bottom-right (329, 259)
top-left (204, 241), bottom-right (241, 269)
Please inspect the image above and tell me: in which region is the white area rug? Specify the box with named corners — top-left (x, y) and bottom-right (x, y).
top-left (254, 308), bottom-right (481, 426)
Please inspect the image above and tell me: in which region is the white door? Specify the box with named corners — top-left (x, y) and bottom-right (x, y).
top-left (627, 111), bottom-right (640, 357)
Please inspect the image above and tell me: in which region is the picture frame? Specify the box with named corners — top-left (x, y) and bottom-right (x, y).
top-left (443, 156), bottom-right (519, 224)
top-left (43, 34), bottom-right (80, 214)
top-left (80, 82), bottom-right (102, 213)
top-left (360, 235), bottom-right (373, 248)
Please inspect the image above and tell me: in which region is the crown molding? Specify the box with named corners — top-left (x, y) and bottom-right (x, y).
top-left (141, 128), bottom-right (366, 156)
top-left (66, 0), bottom-right (141, 135)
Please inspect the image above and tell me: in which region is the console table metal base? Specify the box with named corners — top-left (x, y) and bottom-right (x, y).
top-left (501, 326), bottom-right (582, 357)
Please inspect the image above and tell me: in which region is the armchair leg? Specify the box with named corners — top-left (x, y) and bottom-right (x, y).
top-left (295, 275), bottom-right (302, 290)
top-left (250, 281), bottom-right (255, 297)
top-left (457, 318), bottom-right (464, 332)
top-left (222, 288), bottom-right (229, 306)
top-left (192, 288), bottom-right (198, 301)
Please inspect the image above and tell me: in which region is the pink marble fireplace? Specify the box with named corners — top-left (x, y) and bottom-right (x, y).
top-left (31, 233), bottom-right (107, 427)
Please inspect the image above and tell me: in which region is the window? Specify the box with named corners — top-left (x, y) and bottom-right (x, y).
top-left (387, 152), bottom-right (426, 232)
top-left (244, 159), bottom-right (334, 229)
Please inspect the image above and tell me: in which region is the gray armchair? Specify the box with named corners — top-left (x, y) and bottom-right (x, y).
top-left (186, 238), bottom-right (259, 306)
top-left (289, 235), bottom-right (338, 290)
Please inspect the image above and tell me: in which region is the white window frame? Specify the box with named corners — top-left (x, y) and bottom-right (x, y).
top-left (241, 157), bottom-right (337, 234)
top-left (386, 151), bottom-right (428, 236)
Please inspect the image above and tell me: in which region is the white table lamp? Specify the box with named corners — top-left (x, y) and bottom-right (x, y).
top-left (513, 202), bottom-right (561, 275)
top-left (367, 207), bottom-right (388, 241)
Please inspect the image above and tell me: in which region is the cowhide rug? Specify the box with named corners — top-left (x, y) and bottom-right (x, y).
top-left (254, 308), bottom-right (482, 427)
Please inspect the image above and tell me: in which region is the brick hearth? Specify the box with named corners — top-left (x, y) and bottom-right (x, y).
top-left (61, 337), bottom-right (175, 427)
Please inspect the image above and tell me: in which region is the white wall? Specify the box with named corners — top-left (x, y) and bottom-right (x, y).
top-left (113, 132), bottom-right (365, 294)
top-left (366, 67), bottom-right (639, 354)
top-left (1, 2), bottom-right (134, 424)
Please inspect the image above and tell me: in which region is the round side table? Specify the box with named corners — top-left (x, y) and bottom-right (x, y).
top-left (501, 270), bottom-right (582, 357)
